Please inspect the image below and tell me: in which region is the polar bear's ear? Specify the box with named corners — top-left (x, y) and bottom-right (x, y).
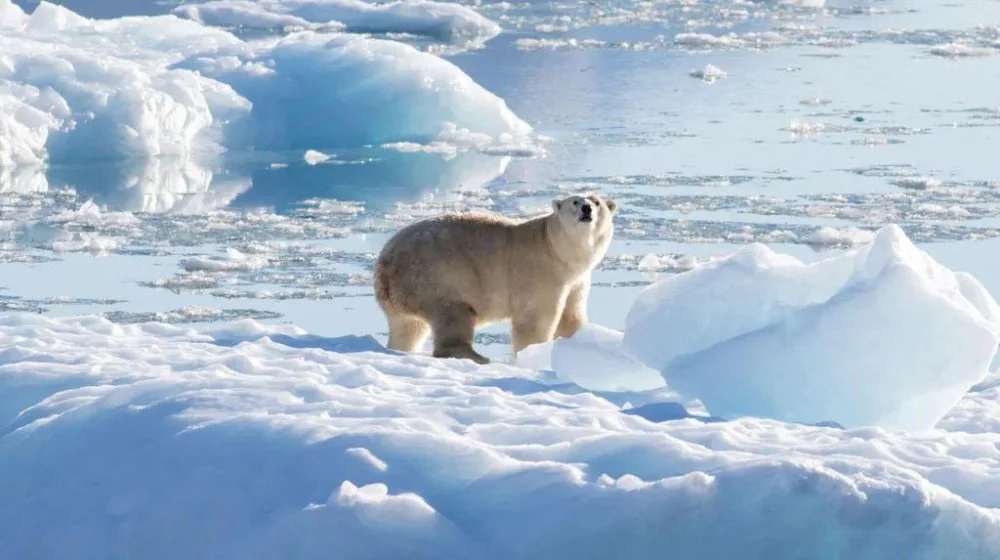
top-left (552, 199), bottom-right (562, 212)
top-left (606, 198), bottom-right (618, 214)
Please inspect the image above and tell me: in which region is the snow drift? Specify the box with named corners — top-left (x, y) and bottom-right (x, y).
top-left (517, 323), bottom-right (664, 392)
top-left (173, 0), bottom-right (502, 46)
top-left (0, 1), bottom-right (529, 168)
top-left (622, 225), bottom-right (1000, 431)
top-left (4, 313), bottom-right (1000, 559)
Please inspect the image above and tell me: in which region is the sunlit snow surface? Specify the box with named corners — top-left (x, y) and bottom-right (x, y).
top-left (5, 313), bottom-right (1000, 559)
top-left (623, 225), bottom-right (1000, 430)
top-left (4, 0), bottom-right (1000, 555)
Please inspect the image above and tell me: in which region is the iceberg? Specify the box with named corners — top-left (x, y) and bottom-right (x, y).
top-left (173, 0), bottom-right (502, 46)
top-left (183, 31), bottom-right (532, 151)
top-left (0, 1), bottom-right (530, 168)
top-left (622, 225), bottom-right (1000, 431)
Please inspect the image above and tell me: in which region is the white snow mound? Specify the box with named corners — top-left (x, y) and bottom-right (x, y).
top-left (0, 1), bottom-right (530, 167)
top-left (174, 0), bottom-right (502, 46)
top-left (622, 225), bottom-right (1000, 431)
top-left (6, 313), bottom-right (1000, 558)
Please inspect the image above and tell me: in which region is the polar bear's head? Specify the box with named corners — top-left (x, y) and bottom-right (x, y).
top-left (549, 194), bottom-right (618, 270)
top-left (551, 193), bottom-right (618, 234)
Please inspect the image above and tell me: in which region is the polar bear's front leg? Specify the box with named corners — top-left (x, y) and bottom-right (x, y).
top-left (511, 297), bottom-right (565, 355)
top-left (555, 278), bottom-right (589, 339)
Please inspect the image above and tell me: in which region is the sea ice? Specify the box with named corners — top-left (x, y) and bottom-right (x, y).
top-left (0, 1), bottom-right (531, 168)
top-left (622, 225), bottom-right (1000, 430)
top-left (892, 176), bottom-right (942, 190)
top-left (804, 226), bottom-right (875, 248)
top-left (689, 63), bottom-right (727, 83)
top-left (180, 247), bottom-right (269, 272)
top-left (303, 149), bottom-right (333, 165)
top-left (173, 0), bottom-right (502, 47)
top-left (172, 30), bottom-right (534, 151)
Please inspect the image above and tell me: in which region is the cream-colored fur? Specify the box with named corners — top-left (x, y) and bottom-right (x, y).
top-left (374, 193), bottom-right (618, 364)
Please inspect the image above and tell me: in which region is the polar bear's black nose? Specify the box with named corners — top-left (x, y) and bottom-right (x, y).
top-left (581, 203), bottom-right (592, 216)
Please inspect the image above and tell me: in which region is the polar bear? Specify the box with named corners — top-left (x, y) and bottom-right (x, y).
top-left (374, 193), bottom-right (618, 364)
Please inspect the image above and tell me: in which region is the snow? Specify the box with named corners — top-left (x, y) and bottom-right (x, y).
top-left (173, 0), bottom-right (502, 47)
top-left (6, 312), bottom-right (1000, 558)
top-left (0, 1), bottom-right (531, 168)
top-left (622, 225), bottom-right (1000, 431)
top-left (516, 324), bottom-right (664, 392)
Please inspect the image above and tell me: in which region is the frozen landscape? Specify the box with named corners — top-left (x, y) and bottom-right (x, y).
top-left (3, 0), bottom-right (1000, 557)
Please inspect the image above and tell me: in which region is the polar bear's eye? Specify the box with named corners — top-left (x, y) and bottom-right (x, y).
top-left (572, 200), bottom-right (580, 206)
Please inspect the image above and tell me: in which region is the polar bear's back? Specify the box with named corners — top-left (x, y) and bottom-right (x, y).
top-left (375, 211), bottom-right (531, 322)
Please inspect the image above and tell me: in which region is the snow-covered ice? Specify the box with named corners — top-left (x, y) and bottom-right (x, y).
top-left (516, 323), bottom-right (664, 392)
top-left (6, 312), bottom-right (1000, 558)
top-left (623, 225), bottom-right (1000, 430)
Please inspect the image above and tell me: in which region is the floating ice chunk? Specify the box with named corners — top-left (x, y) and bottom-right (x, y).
top-left (638, 253), bottom-right (704, 273)
top-left (789, 119), bottom-right (825, 134)
top-left (804, 226), bottom-right (874, 248)
top-left (382, 122), bottom-right (545, 159)
top-left (689, 64), bottom-right (727, 83)
top-left (622, 225), bottom-right (1000, 430)
top-left (175, 1), bottom-right (337, 30)
top-left (779, 0), bottom-right (825, 7)
top-left (892, 176), bottom-right (942, 190)
top-left (174, 0), bottom-right (502, 46)
top-left (517, 324), bottom-right (664, 392)
top-left (675, 31), bottom-right (787, 50)
top-left (930, 43), bottom-right (994, 58)
top-left (180, 248), bottom-right (269, 272)
top-left (799, 96), bottom-right (832, 106)
top-left (303, 149), bottom-right (333, 165)
top-left (0, 3), bottom-right (250, 167)
top-left (103, 306), bottom-right (282, 324)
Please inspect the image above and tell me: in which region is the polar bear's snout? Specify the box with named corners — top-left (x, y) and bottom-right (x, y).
top-left (579, 202), bottom-right (593, 222)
